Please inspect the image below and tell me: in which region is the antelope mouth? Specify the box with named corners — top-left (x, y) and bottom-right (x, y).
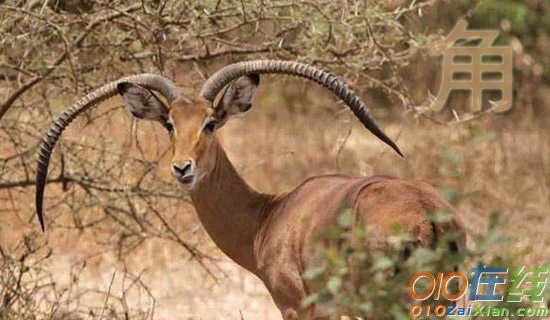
top-left (175, 174), bottom-right (195, 185)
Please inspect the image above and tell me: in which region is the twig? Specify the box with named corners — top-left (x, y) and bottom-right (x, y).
top-left (98, 271), bottom-right (116, 320)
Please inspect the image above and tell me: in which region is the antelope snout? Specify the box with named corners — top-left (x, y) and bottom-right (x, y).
top-left (171, 160), bottom-right (195, 185)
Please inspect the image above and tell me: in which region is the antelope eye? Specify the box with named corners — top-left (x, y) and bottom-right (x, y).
top-left (164, 120), bottom-right (174, 133)
top-left (203, 119), bottom-right (218, 133)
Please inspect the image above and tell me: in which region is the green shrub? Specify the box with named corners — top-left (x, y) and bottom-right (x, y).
top-left (302, 211), bottom-right (548, 319)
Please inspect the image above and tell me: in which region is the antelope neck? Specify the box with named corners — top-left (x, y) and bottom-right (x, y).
top-left (190, 138), bottom-right (276, 272)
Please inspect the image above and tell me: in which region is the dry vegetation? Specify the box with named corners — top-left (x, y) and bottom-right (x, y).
top-left (1, 0), bottom-right (549, 319)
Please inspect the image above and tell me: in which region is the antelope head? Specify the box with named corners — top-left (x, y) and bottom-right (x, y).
top-left (116, 73), bottom-right (259, 189)
top-left (35, 60), bottom-right (403, 231)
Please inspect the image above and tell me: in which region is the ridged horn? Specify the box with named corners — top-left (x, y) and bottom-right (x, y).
top-left (36, 74), bottom-right (179, 231)
top-left (200, 60), bottom-right (403, 157)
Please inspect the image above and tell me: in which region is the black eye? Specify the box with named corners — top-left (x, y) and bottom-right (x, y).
top-left (164, 121), bottom-right (174, 133)
top-left (203, 119), bottom-right (217, 133)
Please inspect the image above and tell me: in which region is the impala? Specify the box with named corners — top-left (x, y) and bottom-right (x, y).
top-left (35, 60), bottom-right (465, 319)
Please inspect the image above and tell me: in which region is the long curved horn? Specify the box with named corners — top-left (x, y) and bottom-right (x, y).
top-left (200, 60), bottom-right (403, 157)
top-left (36, 74), bottom-right (179, 231)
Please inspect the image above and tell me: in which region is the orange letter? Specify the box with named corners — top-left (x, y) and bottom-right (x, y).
top-left (434, 304), bottom-right (446, 317)
top-left (410, 305), bottom-right (422, 317)
top-left (434, 272), bottom-right (444, 300)
top-left (441, 272), bottom-right (468, 301)
top-left (408, 272), bottom-right (436, 301)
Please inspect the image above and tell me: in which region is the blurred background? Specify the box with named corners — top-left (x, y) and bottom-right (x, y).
top-left (0, 0), bottom-right (548, 319)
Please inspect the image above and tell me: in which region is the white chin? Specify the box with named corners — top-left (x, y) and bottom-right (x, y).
top-left (177, 180), bottom-right (195, 191)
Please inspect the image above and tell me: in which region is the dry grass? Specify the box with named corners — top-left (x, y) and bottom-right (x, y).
top-left (1, 77), bottom-right (549, 319)
top-left (1, 1), bottom-right (549, 318)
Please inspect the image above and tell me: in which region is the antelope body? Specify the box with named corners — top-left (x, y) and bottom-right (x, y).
top-left (35, 60), bottom-right (464, 319)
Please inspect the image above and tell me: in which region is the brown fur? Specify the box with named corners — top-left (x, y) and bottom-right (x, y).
top-left (118, 83), bottom-right (466, 319)
top-left (191, 137), bottom-right (465, 319)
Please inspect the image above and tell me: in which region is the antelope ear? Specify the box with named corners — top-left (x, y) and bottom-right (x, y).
top-left (117, 82), bottom-right (169, 123)
top-left (214, 74), bottom-right (259, 124)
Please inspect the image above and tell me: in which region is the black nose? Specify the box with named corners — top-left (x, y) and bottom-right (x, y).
top-left (172, 162), bottom-right (192, 176)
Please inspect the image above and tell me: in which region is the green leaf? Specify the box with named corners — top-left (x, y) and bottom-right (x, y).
top-left (303, 265), bottom-right (325, 280)
top-left (389, 304), bottom-right (409, 320)
top-left (359, 302), bottom-right (372, 314)
top-left (327, 276), bottom-right (342, 294)
top-left (429, 210), bottom-right (454, 224)
top-left (439, 187), bottom-right (459, 203)
top-left (370, 256), bottom-right (393, 272)
top-left (337, 210), bottom-right (354, 228)
top-left (301, 293), bottom-right (320, 308)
